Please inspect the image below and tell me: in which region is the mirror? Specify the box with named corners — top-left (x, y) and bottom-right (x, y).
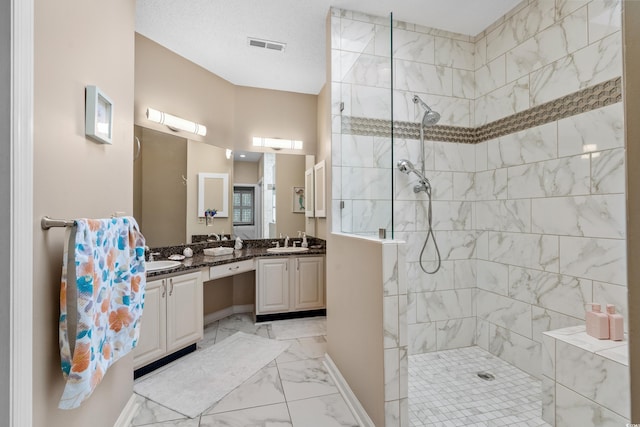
top-left (133, 125), bottom-right (232, 247)
top-left (305, 167), bottom-right (315, 218)
top-left (232, 151), bottom-right (311, 240)
top-left (134, 125), bottom-right (312, 246)
top-left (198, 173), bottom-right (229, 217)
top-left (314, 160), bottom-right (326, 218)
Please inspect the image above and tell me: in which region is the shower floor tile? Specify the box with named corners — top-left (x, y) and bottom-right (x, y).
top-left (409, 346), bottom-right (550, 427)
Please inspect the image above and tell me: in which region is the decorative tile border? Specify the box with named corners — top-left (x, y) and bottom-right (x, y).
top-left (342, 77), bottom-right (622, 144)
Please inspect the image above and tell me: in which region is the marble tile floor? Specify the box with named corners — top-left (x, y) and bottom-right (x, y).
top-left (129, 314), bottom-right (358, 427)
top-left (409, 346), bottom-right (550, 427)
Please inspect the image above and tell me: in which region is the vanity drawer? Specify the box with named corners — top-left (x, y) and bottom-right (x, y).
top-left (209, 259), bottom-right (255, 280)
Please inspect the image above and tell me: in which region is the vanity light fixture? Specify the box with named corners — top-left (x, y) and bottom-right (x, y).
top-left (146, 108), bottom-right (207, 137)
top-left (252, 137), bottom-right (303, 150)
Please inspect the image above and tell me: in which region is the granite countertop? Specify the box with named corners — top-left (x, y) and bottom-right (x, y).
top-left (146, 245), bottom-right (326, 279)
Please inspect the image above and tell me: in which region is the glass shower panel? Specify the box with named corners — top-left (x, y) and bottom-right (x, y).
top-left (330, 9), bottom-right (394, 237)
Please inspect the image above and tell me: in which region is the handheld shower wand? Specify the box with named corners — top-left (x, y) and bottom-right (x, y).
top-left (393, 96), bottom-right (442, 274)
top-left (397, 159), bottom-right (441, 274)
top-left (397, 159), bottom-right (430, 193)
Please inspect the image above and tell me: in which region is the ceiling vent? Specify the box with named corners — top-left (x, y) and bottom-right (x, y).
top-left (248, 37), bottom-right (286, 52)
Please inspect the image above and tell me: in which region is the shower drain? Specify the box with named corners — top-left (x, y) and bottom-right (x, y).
top-left (477, 371), bottom-right (495, 381)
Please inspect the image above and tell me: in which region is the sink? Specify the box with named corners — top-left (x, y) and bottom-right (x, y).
top-left (204, 247), bottom-right (234, 256)
top-left (267, 247), bottom-right (310, 254)
top-left (146, 260), bottom-right (182, 272)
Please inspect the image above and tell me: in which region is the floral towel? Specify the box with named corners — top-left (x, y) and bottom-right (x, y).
top-left (58, 217), bottom-right (146, 409)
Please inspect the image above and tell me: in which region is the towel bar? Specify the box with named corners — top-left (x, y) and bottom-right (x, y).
top-left (41, 216), bottom-right (75, 230)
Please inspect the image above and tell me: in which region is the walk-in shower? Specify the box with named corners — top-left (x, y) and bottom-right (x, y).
top-left (396, 95), bottom-right (442, 274)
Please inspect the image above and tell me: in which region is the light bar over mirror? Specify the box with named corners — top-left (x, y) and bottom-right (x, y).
top-left (252, 137), bottom-right (303, 150)
top-left (146, 108), bottom-right (207, 136)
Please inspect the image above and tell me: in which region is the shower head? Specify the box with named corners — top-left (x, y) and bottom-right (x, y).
top-left (413, 95), bottom-right (441, 126)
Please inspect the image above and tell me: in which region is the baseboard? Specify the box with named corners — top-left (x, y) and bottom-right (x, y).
top-left (323, 354), bottom-right (375, 427)
top-left (204, 304), bottom-right (254, 326)
top-left (113, 393), bottom-right (139, 427)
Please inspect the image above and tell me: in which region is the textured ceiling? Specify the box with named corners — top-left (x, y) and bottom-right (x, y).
top-left (135, 0), bottom-right (522, 95)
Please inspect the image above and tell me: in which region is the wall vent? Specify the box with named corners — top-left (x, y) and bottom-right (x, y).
top-left (248, 37), bottom-right (286, 52)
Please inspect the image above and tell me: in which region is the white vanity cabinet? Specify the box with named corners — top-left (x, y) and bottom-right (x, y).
top-left (134, 270), bottom-right (203, 369)
top-left (293, 256), bottom-right (325, 310)
top-left (256, 256), bottom-right (324, 315)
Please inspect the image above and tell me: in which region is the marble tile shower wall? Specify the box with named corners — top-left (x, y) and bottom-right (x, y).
top-left (473, 0), bottom-right (624, 379)
top-left (331, 0), bottom-right (625, 381)
top-left (330, 8), bottom-right (476, 236)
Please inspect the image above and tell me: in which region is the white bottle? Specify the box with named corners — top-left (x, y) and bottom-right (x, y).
top-left (234, 236), bottom-right (243, 251)
top-left (301, 232), bottom-right (308, 248)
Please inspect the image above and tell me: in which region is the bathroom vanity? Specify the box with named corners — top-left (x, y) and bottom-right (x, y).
top-left (133, 270), bottom-right (203, 370)
top-left (133, 240), bottom-right (325, 374)
top-left (256, 255), bottom-right (325, 317)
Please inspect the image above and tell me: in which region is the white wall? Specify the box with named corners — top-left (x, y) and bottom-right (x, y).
top-left (0, 0), bottom-right (10, 423)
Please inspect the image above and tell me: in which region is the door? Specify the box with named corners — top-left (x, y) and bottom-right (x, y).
top-left (133, 278), bottom-right (167, 369)
top-left (166, 271), bottom-right (203, 352)
top-left (256, 258), bottom-right (290, 314)
top-left (293, 256), bottom-right (325, 311)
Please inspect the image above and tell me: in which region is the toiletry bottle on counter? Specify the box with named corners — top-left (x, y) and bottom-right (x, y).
top-left (606, 304), bottom-right (624, 341)
top-left (586, 303), bottom-right (609, 339)
top-left (301, 232), bottom-right (308, 248)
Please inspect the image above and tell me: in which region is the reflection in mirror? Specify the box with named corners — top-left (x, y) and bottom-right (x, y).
top-left (133, 126), bottom-right (187, 247)
top-left (133, 125), bottom-right (232, 247)
top-left (232, 151), bottom-right (311, 240)
top-left (198, 172), bottom-right (229, 217)
top-left (304, 167), bottom-right (315, 218)
top-left (134, 125), bottom-right (312, 246)
top-left (314, 160), bottom-right (326, 218)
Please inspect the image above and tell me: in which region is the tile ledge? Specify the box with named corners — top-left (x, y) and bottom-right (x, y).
top-left (544, 326), bottom-right (628, 365)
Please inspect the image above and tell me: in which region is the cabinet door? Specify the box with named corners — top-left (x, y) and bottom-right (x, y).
top-left (133, 278), bottom-right (167, 369)
top-left (293, 256), bottom-right (325, 311)
top-left (256, 258), bottom-right (290, 314)
top-left (166, 271), bottom-right (203, 352)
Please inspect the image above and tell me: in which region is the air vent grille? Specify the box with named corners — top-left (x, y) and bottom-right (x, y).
top-left (248, 37), bottom-right (286, 52)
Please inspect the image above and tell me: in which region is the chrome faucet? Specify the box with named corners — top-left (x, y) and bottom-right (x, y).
top-left (207, 233), bottom-right (220, 241)
top-left (145, 246), bottom-right (160, 262)
top-left (284, 235), bottom-right (290, 248)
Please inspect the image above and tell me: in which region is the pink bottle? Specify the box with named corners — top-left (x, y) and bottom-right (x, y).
top-left (606, 304), bottom-right (624, 341)
top-left (586, 303), bottom-right (609, 339)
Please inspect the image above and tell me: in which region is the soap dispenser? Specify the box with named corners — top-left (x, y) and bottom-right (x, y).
top-left (301, 232), bottom-right (308, 248)
top-left (586, 303), bottom-right (609, 339)
top-left (234, 236), bottom-right (243, 251)
top-left (606, 304), bottom-right (624, 341)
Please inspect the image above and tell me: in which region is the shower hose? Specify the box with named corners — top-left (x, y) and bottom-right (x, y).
top-left (419, 183), bottom-right (441, 274)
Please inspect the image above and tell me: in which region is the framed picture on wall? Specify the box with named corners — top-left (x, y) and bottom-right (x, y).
top-left (292, 186), bottom-right (305, 213)
top-left (85, 85), bottom-right (114, 144)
